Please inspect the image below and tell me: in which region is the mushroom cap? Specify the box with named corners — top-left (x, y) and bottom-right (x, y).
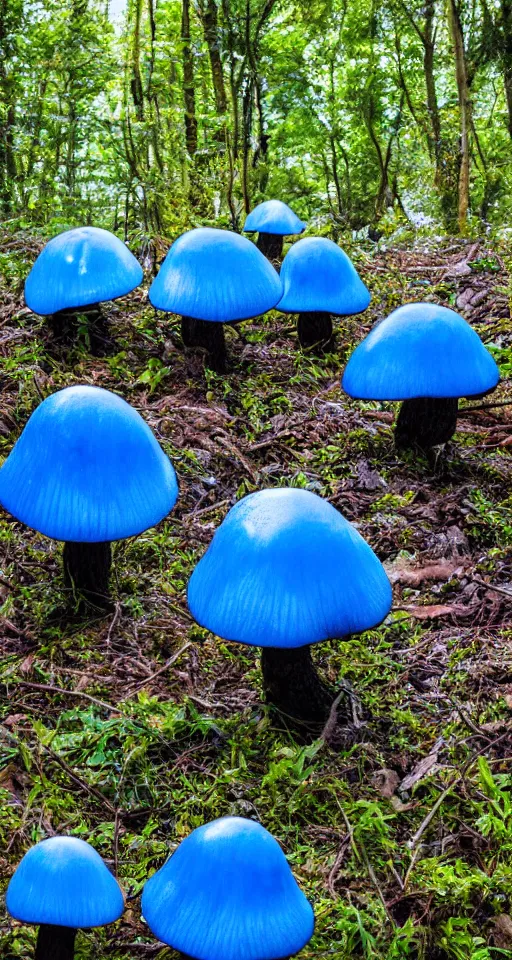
top-left (25, 227), bottom-right (143, 315)
top-left (149, 227), bottom-right (282, 322)
top-left (187, 487), bottom-right (391, 649)
top-left (6, 836), bottom-right (124, 929)
top-left (277, 237), bottom-right (371, 315)
top-left (0, 385), bottom-right (178, 542)
top-left (141, 816), bottom-right (314, 960)
top-left (243, 200), bottom-right (306, 237)
top-left (342, 302), bottom-right (500, 400)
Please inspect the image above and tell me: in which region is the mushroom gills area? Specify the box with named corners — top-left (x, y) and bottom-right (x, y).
top-left (395, 396), bottom-right (459, 450)
top-left (297, 312), bottom-right (333, 351)
top-left (63, 541), bottom-right (112, 607)
top-left (181, 316), bottom-right (227, 374)
top-left (35, 925), bottom-right (77, 960)
top-left (261, 644), bottom-right (334, 723)
top-left (256, 232), bottom-right (283, 261)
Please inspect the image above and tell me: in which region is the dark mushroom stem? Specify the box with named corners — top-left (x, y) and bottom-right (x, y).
top-left (63, 541), bottom-right (112, 607)
top-left (297, 312), bottom-right (333, 351)
top-left (50, 303), bottom-right (102, 339)
top-left (35, 925), bottom-right (77, 960)
top-left (261, 645), bottom-right (334, 724)
top-left (395, 397), bottom-right (459, 450)
top-left (256, 232), bottom-right (283, 261)
top-left (181, 316), bottom-right (227, 374)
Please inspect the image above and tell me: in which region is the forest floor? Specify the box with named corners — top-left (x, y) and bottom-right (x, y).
top-left (0, 229), bottom-right (512, 960)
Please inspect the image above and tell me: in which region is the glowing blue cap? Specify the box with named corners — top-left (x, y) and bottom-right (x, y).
top-left (278, 237), bottom-right (371, 315)
top-left (343, 302), bottom-right (500, 400)
top-left (0, 385), bottom-right (178, 542)
top-left (25, 227), bottom-right (143, 315)
top-left (6, 836), bottom-right (124, 929)
top-left (243, 200), bottom-right (306, 236)
top-left (188, 487), bottom-right (392, 649)
top-left (141, 816), bottom-right (314, 960)
top-left (149, 227), bottom-right (282, 322)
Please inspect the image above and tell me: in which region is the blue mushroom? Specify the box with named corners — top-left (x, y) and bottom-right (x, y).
top-left (149, 227), bottom-right (282, 373)
top-left (243, 199), bottom-right (306, 261)
top-left (141, 816), bottom-right (314, 960)
top-left (342, 302), bottom-right (500, 450)
top-left (188, 488), bottom-right (391, 723)
top-left (25, 227), bottom-right (143, 344)
top-left (6, 835), bottom-right (124, 960)
top-left (0, 385), bottom-right (178, 606)
top-left (278, 237), bottom-right (371, 351)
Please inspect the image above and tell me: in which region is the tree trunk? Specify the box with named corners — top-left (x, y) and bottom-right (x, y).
top-left (0, 0), bottom-right (19, 213)
top-left (130, 0), bottom-right (145, 121)
top-left (448, 0), bottom-right (471, 232)
top-left (261, 645), bottom-right (334, 723)
top-left (395, 397), bottom-right (459, 450)
top-left (256, 232), bottom-right (283, 261)
top-left (181, 0), bottom-right (198, 157)
top-left (63, 542), bottom-right (112, 607)
top-left (501, 0), bottom-right (512, 139)
top-left (423, 0), bottom-right (442, 167)
top-left (181, 316), bottom-right (227, 373)
top-left (200, 0), bottom-right (227, 116)
top-left (297, 313), bottom-right (333, 352)
top-left (35, 925), bottom-right (76, 960)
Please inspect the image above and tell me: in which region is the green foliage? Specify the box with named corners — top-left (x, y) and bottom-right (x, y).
top-left (2, 0), bottom-right (512, 233)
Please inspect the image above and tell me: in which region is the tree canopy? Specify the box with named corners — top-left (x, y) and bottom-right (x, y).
top-left (2, 0), bottom-right (512, 237)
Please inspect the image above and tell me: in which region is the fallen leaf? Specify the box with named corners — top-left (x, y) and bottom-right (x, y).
top-left (492, 915), bottom-right (512, 949)
top-left (505, 695), bottom-right (512, 710)
top-left (372, 768), bottom-right (399, 798)
top-left (20, 654), bottom-right (34, 675)
top-left (387, 560), bottom-right (464, 586)
top-left (400, 739), bottom-right (445, 793)
top-left (355, 460), bottom-right (387, 492)
top-left (400, 603), bottom-right (468, 620)
top-left (390, 796), bottom-right (418, 812)
top-left (480, 719), bottom-right (512, 734)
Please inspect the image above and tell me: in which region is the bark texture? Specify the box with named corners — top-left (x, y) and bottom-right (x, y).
top-left (395, 397), bottom-right (459, 450)
top-left (447, 0), bottom-right (471, 231)
top-left (181, 316), bottom-right (227, 373)
top-left (256, 232), bottom-right (283, 261)
top-left (63, 541), bottom-right (112, 607)
top-left (35, 925), bottom-right (77, 960)
top-left (297, 312), bottom-right (333, 351)
top-left (261, 645), bottom-right (334, 723)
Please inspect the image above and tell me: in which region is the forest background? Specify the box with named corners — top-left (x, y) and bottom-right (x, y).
top-left (3, 0), bottom-right (512, 242)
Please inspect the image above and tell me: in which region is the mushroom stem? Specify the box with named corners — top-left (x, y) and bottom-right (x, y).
top-left (297, 312), bottom-right (333, 351)
top-left (395, 397), bottom-right (459, 450)
top-left (35, 925), bottom-right (77, 960)
top-left (50, 304), bottom-right (101, 338)
top-left (63, 541), bottom-right (112, 607)
top-left (256, 232), bottom-right (283, 261)
top-left (181, 316), bottom-right (227, 373)
top-left (261, 645), bottom-right (334, 723)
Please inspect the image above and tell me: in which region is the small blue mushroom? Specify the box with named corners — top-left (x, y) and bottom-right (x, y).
top-left (188, 487), bottom-right (391, 723)
top-left (141, 816), bottom-right (314, 960)
top-left (243, 199), bottom-right (306, 260)
top-left (278, 236), bottom-right (371, 351)
top-left (149, 227), bottom-right (282, 372)
top-left (0, 385), bottom-right (178, 606)
top-left (6, 835), bottom-right (124, 960)
top-left (342, 302), bottom-right (500, 449)
top-left (25, 227), bottom-right (143, 343)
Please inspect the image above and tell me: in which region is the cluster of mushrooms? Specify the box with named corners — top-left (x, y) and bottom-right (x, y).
top-left (6, 818), bottom-right (314, 960)
top-left (23, 201), bottom-right (499, 448)
top-left (1, 200), bottom-right (502, 959)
